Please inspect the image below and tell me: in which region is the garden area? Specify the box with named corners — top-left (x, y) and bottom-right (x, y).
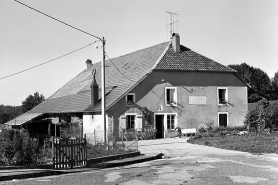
top-left (188, 99), bottom-right (278, 154)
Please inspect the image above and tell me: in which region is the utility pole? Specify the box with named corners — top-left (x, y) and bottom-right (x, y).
top-left (101, 37), bottom-right (107, 146)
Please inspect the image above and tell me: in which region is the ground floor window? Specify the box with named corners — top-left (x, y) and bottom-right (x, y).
top-left (167, 114), bottom-right (175, 130)
top-left (218, 113), bottom-right (228, 127)
top-left (126, 115), bottom-right (135, 129)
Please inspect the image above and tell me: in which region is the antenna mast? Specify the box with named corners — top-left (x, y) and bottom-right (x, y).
top-left (165, 11), bottom-right (179, 39)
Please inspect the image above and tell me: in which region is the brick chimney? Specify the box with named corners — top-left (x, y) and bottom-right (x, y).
top-left (172, 33), bottom-right (180, 52)
top-left (90, 69), bottom-right (98, 106)
top-left (86, 59), bottom-right (92, 69)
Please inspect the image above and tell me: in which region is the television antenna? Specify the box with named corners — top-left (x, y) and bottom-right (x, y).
top-left (165, 11), bottom-right (179, 39)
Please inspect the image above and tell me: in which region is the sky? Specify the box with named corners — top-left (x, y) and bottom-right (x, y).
top-left (0, 0), bottom-right (278, 106)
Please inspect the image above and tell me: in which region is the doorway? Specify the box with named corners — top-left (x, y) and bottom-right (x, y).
top-left (155, 115), bottom-right (164, 138)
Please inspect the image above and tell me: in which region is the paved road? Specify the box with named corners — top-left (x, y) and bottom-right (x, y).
top-left (2, 138), bottom-right (278, 185)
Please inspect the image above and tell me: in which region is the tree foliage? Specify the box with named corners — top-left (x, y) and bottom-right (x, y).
top-left (228, 63), bottom-right (273, 102)
top-left (0, 105), bottom-right (22, 124)
top-left (21, 92), bottom-right (45, 113)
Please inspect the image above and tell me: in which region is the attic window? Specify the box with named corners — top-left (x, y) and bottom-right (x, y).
top-left (217, 87), bottom-right (228, 105)
top-left (126, 93), bottom-right (135, 106)
top-left (165, 87), bottom-right (177, 106)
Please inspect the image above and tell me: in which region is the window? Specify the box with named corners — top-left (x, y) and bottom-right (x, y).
top-left (217, 87), bottom-right (228, 105)
top-left (167, 114), bottom-right (175, 130)
top-left (126, 115), bottom-right (135, 129)
top-left (218, 113), bottom-right (228, 127)
top-left (126, 93), bottom-right (135, 106)
top-left (165, 87), bottom-right (177, 106)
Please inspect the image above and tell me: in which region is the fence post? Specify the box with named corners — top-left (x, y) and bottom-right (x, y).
top-left (94, 129), bottom-right (96, 146)
top-left (85, 134), bottom-right (87, 166)
top-left (121, 128), bottom-right (124, 154)
top-left (52, 136), bottom-right (55, 169)
top-left (70, 139), bottom-right (73, 169)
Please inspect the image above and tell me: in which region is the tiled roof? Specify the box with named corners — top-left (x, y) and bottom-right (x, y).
top-left (155, 45), bottom-right (236, 72)
top-left (5, 112), bottom-right (43, 126)
top-left (5, 42), bottom-right (169, 125)
top-left (5, 39), bottom-right (239, 126)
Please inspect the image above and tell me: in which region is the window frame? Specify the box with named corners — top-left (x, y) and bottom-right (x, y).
top-left (125, 113), bottom-right (137, 130)
top-left (218, 112), bottom-right (229, 127)
top-left (166, 114), bottom-right (176, 130)
top-left (126, 93), bottom-right (135, 106)
top-left (165, 87), bottom-right (177, 106)
top-left (217, 87), bottom-right (228, 105)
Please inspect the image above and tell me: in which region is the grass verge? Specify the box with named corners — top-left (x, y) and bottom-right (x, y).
top-left (188, 132), bottom-right (278, 154)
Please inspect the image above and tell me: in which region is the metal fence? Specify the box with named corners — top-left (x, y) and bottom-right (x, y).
top-left (85, 129), bottom-right (138, 158)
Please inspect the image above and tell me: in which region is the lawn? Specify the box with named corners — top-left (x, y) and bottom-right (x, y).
top-left (188, 132), bottom-right (278, 154)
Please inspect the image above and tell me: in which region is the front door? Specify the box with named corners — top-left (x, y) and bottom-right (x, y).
top-left (155, 115), bottom-right (164, 138)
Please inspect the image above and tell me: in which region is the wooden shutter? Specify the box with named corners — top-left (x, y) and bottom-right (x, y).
top-left (119, 116), bottom-right (126, 129)
top-left (136, 115), bottom-right (143, 130)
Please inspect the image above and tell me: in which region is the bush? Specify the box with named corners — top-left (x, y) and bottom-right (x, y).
top-left (245, 99), bottom-right (278, 132)
top-left (0, 128), bottom-right (41, 166)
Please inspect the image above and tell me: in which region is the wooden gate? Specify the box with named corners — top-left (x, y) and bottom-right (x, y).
top-left (52, 136), bottom-right (87, 169)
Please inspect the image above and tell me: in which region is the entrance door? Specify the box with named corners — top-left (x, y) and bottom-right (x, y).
top-left (155, 115), bottom-right (164, 139)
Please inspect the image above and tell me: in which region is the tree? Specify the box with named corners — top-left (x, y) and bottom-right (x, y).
top-left (21, 92), bottom-right (45, 113)
top-left (228, 63), bottom-right (272, 102)
top-left (0, 105), bottom-right (22, 124)
top-left (271, 71), bottom-right (278, 100)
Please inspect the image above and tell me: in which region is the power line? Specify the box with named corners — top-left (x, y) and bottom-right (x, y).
top-left (13, 0), bottom-right (101, 40)
top-left (0, 42), bottom-right (98, 80)
top-left (104, 52), bottom-right (137, 83)
top-left (105, 51), bottom-right (186, 122)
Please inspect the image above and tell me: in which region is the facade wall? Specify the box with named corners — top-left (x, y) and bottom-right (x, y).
top-left (83, 113), bottom-right (112, 142)
top-left (107, 71), bottom-right (248, 138)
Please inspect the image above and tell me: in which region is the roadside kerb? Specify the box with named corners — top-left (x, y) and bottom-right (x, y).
top-left (0, 151), bottom-right (164, 182)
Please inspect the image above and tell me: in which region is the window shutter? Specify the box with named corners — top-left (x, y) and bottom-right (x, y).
top-left (120, 116), bottom-right (126, 129)
top-left (136, 115), bottom-right (143, 130)
top-left (224, 89), bottom-right (228, 102)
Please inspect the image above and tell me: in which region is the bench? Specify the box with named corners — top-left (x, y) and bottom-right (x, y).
top-left (181, 128), bottom-right (197, 137)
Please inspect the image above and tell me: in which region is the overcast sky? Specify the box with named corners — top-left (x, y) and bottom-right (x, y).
top-left (1, 0), bottom-right (278, 106)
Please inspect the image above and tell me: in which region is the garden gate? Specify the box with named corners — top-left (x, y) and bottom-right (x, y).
top-left (52, 136), bottom-right (87, 169)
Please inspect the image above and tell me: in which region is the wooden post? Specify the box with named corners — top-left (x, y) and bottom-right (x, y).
top-left (94, 129), bottom-right (96, 146)
top-left (84, 134), bottom-right (87, 165)
top-left (52, 136), bottom-right (55, 169)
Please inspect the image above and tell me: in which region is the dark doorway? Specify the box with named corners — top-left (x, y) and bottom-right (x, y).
top-left (155, 115), bottom-right (164, 139)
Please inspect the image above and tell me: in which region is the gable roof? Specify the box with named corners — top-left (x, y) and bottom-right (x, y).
top-left (5, 38), bottom-right (239, 126)
top-left (155, 45), bottom-right (236, 72)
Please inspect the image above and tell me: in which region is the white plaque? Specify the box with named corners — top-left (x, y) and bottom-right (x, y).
top-left (189, 96), bottom-right (207, 105)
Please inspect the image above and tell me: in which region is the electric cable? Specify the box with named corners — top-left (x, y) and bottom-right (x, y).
top-left (104, 52), bottom-right (137, 83)
top-left (13, 0), bottom-right (101, 40)
top-left (0, 42), bottom-right (99, 80)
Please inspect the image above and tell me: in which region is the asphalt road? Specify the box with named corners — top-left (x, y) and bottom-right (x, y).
top-left (1, 138), bottom-right (278, 185)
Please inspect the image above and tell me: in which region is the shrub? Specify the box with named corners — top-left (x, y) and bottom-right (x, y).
top-left (0, 128), bottom-right (41, 166)
top-left (245, 99), bottom-right (278, 132)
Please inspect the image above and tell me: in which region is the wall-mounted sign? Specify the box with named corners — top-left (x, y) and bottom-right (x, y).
top-left (157, 104), bottom-right (163, 111)
top-left (189, 96), bottom-right (207, 105)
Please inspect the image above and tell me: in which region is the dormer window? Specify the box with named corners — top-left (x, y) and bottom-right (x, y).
top-left (217, 87), bottom-right (228, 105)
top-left (126, 93), bottom-right (135, 106)
top-left (165, 87), bottom-right (177, 106)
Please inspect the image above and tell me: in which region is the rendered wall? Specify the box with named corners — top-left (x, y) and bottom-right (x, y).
top-left (83, 113), bottom-right (112, 143)
top-left (107, 71), bottom-right (248, 137)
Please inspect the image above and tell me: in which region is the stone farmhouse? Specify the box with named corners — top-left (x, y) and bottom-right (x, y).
top-left (5, 33), bottom-right (248, 139)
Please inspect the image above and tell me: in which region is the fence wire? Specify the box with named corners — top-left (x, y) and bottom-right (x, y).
top-left (85, 129), bottom-right (138, 158)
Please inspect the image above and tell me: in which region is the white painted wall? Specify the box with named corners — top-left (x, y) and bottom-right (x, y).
top-left (83, 114), bottom-right (111, 143)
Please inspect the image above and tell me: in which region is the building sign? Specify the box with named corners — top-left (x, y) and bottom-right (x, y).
top-left (157, 104), bottom-right (163, 111)
top-left (189, 96), bottom-right (207, 105)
